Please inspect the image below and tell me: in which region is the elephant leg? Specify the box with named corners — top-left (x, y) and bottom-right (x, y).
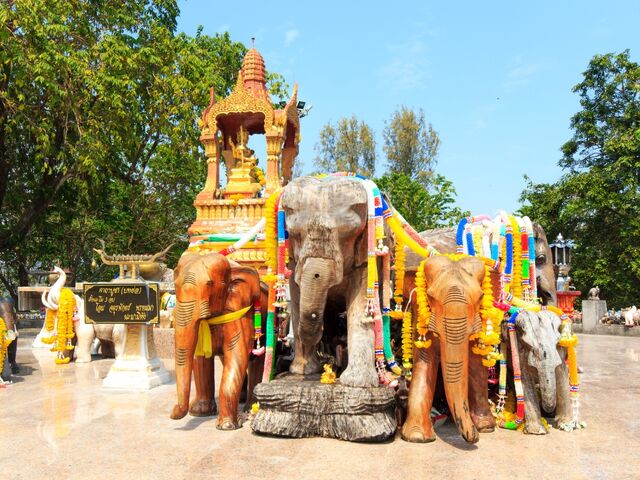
top-left (402, 344), bottom-right (438, 443)
top-left (468, 346), bottom-right (496, 433)
top-left (189, 354), bottom-right (217, 417)
top-left (554, 351), bottom-right (574, 428)
top-left (74, 323), bottom-right (95, 363)
top-left (521, 364), bottom-right (547, 434)
top-left (217, 318), bottom-right (252, 430)
top-left (170, 304), bottom-right (198, 420)
top-left (339, 267), bottom-right (378, 387)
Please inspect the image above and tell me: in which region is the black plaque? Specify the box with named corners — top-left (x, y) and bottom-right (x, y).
top-left (83, 282), bottom-right (159, 324)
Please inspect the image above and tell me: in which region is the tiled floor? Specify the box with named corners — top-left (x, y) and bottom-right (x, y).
top-left (1, 334), bottom-right (638, 480)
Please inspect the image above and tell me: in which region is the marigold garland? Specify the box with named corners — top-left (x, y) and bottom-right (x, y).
top-left (52, 288), bottom-right (76, 364)
top-left (401, 310), bottom-right (413, 374)
top-left (0, 316), bottom-right (14, 375)
top-left (390, 236), bottom-right (406, 319)
top-left (263, 192), bottom-right (280, 278)
top-left (414, 261), bottom-right (432, 350)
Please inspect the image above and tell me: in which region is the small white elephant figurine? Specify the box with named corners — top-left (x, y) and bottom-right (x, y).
top-left (39, 267), bottom-right (124, 362)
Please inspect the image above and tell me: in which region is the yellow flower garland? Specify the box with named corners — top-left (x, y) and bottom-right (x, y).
top-left (53, 288), bottom-right (76, 364)
top-left (401, 311), bottom-right (413, 370)
top-left (414, 261), bottom-right (432, 349)
top-left (0, 316), bottom-right (13, 372)
top-left (472, 266), bottom-right (504, 367)
top-left (262, 191), bottom-right (280, 282)
top-left (390, 236), bottom-right (406, 319)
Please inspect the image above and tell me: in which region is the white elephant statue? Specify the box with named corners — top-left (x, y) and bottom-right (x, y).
top-left (38, 267), bottom-right (125, 363)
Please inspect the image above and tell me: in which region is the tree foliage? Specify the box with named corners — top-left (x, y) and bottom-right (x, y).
top-left (0, 0), bottom-right (251, 298)
top-left (520, 50), bottom-right (640, 307)
top-left (376, 172), bottom-right (467, 231)
top-left (382, 106), bottom-right (441, 185)
top-left (313, 116), bottom-right (377, 177)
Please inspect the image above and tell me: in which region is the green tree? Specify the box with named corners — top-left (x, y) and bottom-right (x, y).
top-left (383, 106), bottom-right (441, 185)
top-left (376, 172), bottom-right (467, 231)
top-left (0, 1), bottom-right (252, 298)
top-left (520, 50), bottom-right (640, 307)
top-left (313, 115), bottom-right (377, 177)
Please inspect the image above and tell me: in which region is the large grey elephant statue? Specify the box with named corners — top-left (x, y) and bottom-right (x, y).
top-left (506, 310), bottom-right (574, 433)
top-left (281, 176), bottom-right (384, 387)
top-left (40, 267), bottom-right (124, 362)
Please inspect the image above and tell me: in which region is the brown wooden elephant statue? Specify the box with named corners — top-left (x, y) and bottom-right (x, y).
top-left (402, 255), bottom-right (494, 444)
top-left (170, 251), bottom-right (263, 430)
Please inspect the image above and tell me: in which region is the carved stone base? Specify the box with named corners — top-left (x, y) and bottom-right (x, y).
top-left (251, 374), bottom-right (397, 442)
top-left (103, 325), bottom-right (171, 390)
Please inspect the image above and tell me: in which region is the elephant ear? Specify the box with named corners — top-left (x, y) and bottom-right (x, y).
top-left (351, 202), bottom-right (370, 268)
top-left (227, 266), bottom-right (260, 311)
top-left (515, 310), bottom-right (538, 350)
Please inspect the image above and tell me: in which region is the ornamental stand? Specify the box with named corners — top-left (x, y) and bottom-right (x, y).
top-left (102, 322), bottom-right (170, 390)
top-left (557, 290), bottom-right (581, 317)
top-left (89, 247), bottom-right (171, 390)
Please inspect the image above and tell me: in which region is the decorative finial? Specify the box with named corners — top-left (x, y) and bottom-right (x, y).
top-left (251, 37), bottom-right (255, 48)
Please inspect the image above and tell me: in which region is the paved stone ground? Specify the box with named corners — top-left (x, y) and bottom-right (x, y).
top-left (1, 334), bottom-right (639, 480)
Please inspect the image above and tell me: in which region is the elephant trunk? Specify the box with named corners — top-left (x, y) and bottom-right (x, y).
top-left (297, 257), bottom-right (336, 346)
top-left (439, 300), bottom-right (479, 444)
top-left (44, 267), bottom-right (67, 310)
top-left (530, 348), bottom-right (559, 413)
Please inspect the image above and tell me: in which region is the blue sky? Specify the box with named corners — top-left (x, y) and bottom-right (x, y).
top-left (177, 0), bottom-right (640, 216)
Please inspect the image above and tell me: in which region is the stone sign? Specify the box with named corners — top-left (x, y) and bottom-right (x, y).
top-left (83, 282), bottom-right (159, 324)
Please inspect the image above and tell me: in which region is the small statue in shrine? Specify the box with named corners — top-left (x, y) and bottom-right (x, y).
top-left (224, 127), bottom-right (263, 199)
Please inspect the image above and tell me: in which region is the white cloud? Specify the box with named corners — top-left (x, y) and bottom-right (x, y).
top-left (378, 37), bottom-right (431, 91)
top-left (503, 61), bottom-right (543, 88)
top-left (284, 29), bottom-right (299, 47)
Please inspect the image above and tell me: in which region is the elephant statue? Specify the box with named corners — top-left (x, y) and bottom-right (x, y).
top-left (40, 267), bottom-right (125, 362)
top-left (170, 251), bottom-right (263, 430)
top-left (0, 298), bottom-right (18, 375)
top-left (402, 255), bottom-right (491, 444)
top-left (280, 176), bottom-right (386, 387)
top-left (506, 309), bottom-right (574, 433)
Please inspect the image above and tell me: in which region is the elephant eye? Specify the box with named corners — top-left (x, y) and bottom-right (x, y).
top-left (535, 254), bottom-right (546, 266)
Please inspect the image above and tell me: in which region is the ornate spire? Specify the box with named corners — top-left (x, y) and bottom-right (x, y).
top-left (241, 40), bottom-right (269, 101)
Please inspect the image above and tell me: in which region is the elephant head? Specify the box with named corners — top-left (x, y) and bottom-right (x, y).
top-left (515, 309), bottom-right (562, 412)
top-left (532, 223), bottom-right (557, 306)
top-left (422, 255), bottom-right (486, 443)
top-left (41, 266), bottom-right (67, 311)
top-left (281, 177), bottom-right (368, 366)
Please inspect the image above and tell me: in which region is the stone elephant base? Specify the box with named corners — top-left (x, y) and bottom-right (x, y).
top-left (251, 374), bottom-right (396, 442)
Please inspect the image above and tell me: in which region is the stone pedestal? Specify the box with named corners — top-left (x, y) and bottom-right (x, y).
top-left (251, 374), bottom-right (397, 442)
top-left (103, 324), bottom-right (171, 390)
top-left (582, 299), bottom-right (607, 333)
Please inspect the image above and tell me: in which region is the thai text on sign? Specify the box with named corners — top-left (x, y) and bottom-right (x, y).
top-left (83, 282), bottom-right (159, 324)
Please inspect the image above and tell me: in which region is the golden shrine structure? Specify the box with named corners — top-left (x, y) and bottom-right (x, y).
top-left (188, 44), bottom-right (300, 269)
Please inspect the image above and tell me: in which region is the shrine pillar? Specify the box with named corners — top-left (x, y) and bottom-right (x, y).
top-left (265, 130), bottom-right (284, 195)
top-left (199, 129), bottom-right (220, 197)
